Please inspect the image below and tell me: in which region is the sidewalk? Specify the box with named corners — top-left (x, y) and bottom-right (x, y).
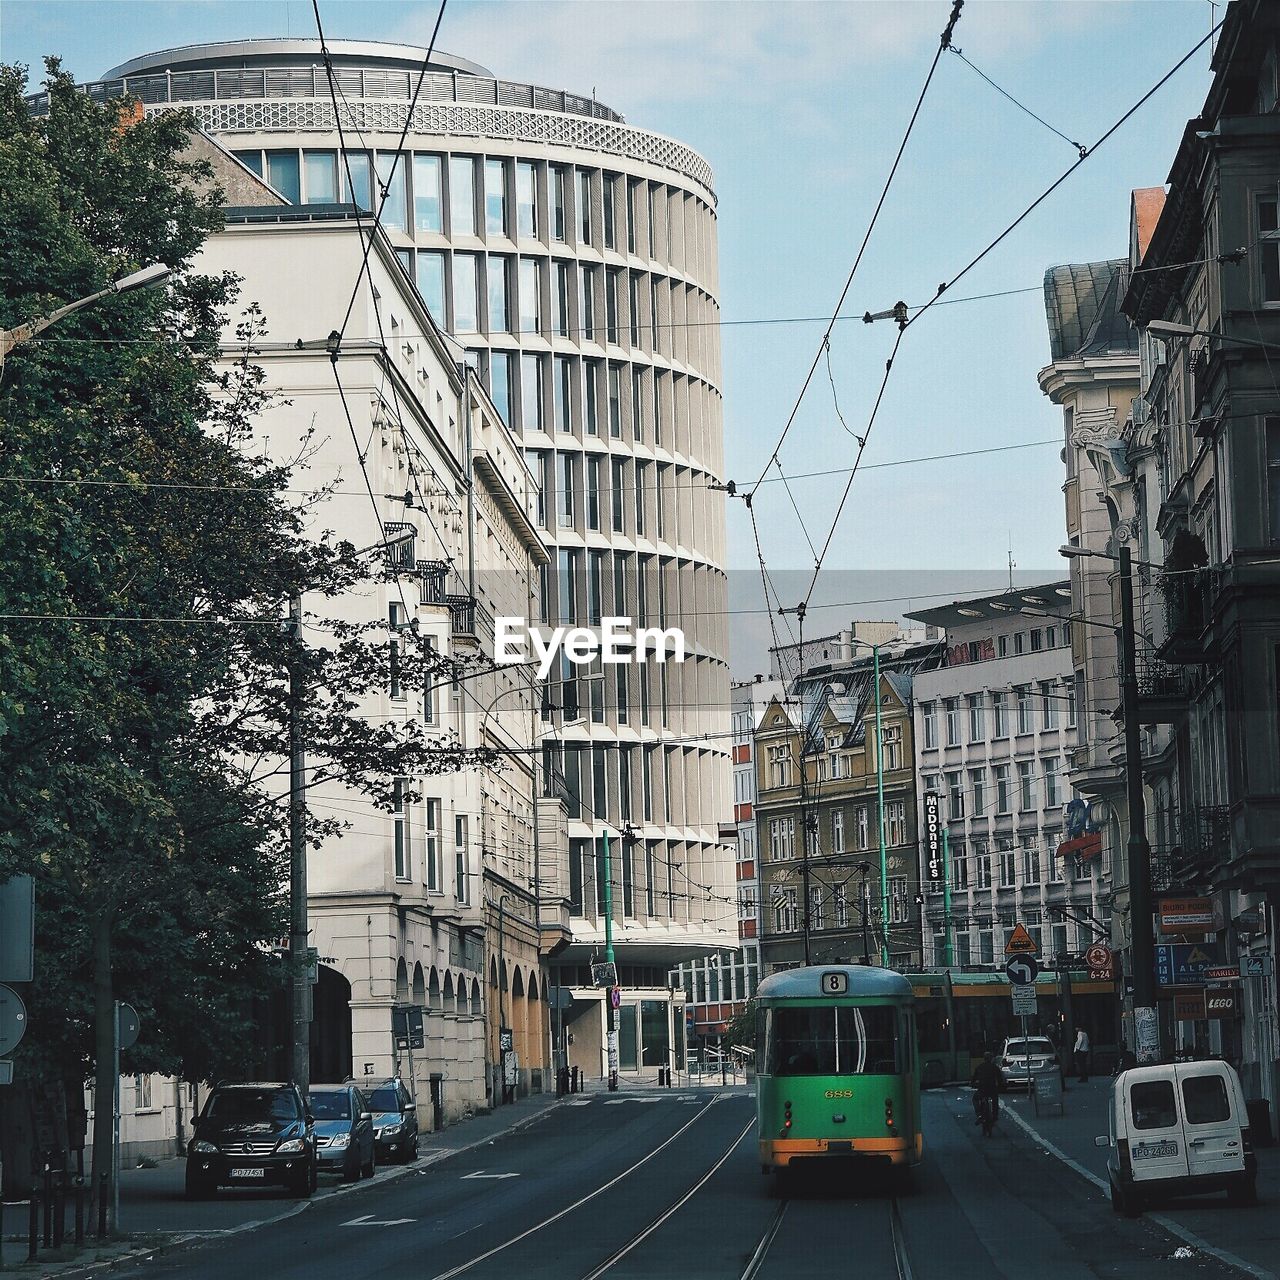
top-left (0, 1088), bottom-right (563, 1278)
top-left (1001, 1076), bottom-right (1280, 1280)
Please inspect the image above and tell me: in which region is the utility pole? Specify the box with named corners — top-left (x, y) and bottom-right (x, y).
top-left (791, 603), bottom-right (813, 966)
top-left (1118, 543), bottom-right (1159, 1062)
top-left (287, 595), bottom-right (311, 1093)
top-left (942, 826), bottom-right (953, 967)
top-left (602, 831), bottom-right (618, 1090)
top-left (872, 644), bottom-right (889, 967)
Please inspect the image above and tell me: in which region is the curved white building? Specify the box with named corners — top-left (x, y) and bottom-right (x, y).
top-left (80, 40), bottom-right (734, 1077)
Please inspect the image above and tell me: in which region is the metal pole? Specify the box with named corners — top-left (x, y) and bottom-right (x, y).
top-left (497, 893), bottom-right (507, 1104)
top-left (111, 1002), bottom-right (120, 1234)
top-left (603, 831), bottom-right (617, 1090)
top-left (860, 869), bottom-right (871, 964)
top-left (1118, 544), bottom-right (1159, 1062)
top-left (874, 645), bottom-right (888, 966)
top-left (942, 826), bottom-right (953, 967)
top-left (1023, 1012), bottom-right (1032, 1098)
top-left (288, 595), bottom-right (311, 1093)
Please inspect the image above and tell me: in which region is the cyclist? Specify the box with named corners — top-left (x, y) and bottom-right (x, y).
top-left (972, 1051), bottom-right (1002, 1130)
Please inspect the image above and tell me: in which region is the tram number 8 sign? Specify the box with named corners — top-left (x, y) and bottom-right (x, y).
top-left (821, 972), bottom-right (849, 995)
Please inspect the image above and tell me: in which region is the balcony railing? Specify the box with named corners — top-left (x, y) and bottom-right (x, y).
top-left (1158, 575), bottom-right (1209, 663)
top-left (1150, 805), bottom-right (1230, 891)
top-left (418, 560), bottom-right (449, 604)
top-left (382, 521), bottom-right (416, 571)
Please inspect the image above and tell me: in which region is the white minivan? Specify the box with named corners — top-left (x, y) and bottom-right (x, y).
top-left (1096, 1060), bottom-right (1258, 1216)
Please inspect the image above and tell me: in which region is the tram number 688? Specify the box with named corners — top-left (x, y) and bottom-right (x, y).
top-left (821, 972), bottom-right (849, 995)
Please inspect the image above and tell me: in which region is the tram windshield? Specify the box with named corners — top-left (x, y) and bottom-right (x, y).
top-left (766, 1006), bottom-right (901, 1076)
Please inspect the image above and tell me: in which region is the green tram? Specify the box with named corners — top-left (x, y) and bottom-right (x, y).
top-left (755, 966), bottom-right (921, 1186)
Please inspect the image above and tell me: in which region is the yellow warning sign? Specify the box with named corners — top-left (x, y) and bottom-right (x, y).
top-left (1005, 924), bottom-right (1038, 956)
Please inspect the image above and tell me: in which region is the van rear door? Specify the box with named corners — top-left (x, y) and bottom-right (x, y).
top-left (1124, 1073), bottom-right (1190, 1183)
top-left (1176, 1065), bottom-right (1245, 1178)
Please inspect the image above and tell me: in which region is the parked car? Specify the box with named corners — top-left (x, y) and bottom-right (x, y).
top-left (1096, 1059), bottom-right (1257, 1216)
top-left (364, 1078), bottom-right (419, 1162)
top-left (186, 1082), bottom-right (316, 1199)
top-left (310, 1083), bottom-right (376, 1182)
top-left (999, 1037), bottom-right (1059, 1090)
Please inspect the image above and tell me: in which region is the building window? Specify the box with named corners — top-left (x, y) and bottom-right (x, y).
top-left (605, 268), bottom-right (620, 344)
top-left (1044, 756), bottom-right (1060, 808)
top-left (551, 165), bottom-right (566, 242)
top-left (945, 698), bottom-right (960, 746)
top-left (265, 150), bottom-right (301, 204)
top-left (518, 257), bottom-right (540, 334)
top-left (453, 253), bottom-right (479, 334)
top-left (553, 262), bottom-right (571, 337)
top-left (515, 161), bottom-right (537, 238)
top-left (768, 817), bottom-right (795, 861)
top-left (1030, 627), bottom-right (1042, 652)
top-left (1021, 837), bottom-right (1040, 884)
top-left (393, 778), bottom-right (411, 881)
top-left (303, 150), bottom-right (338, 204)
top-left (413, 154), bottom-right (443, 230)
top-left (835, 885), bottom-right (850, 929)
top-left (976, 844), bottom-right (992, 889)
top-left (993, 691), bottom-right (1009, 738)
top-left (586, 455), bottom-right (602, 531)
top-left (448, 155), bottom-right (476, 235)
top-left (1268, 418), bottom-right (1280, 541)
top-left (607, 364), bottom-right (622, 437)
top-left (1048, 836), bottom-right (1065, 883)
top-left (1040, 681), bottom-right (1059, 729)
top-left (970, 768), bottom-right (986, 817)
top-left (952, 844), bottom-right (968, 889)
top-left (557, 452), bottom-right (575, 528)
top-left (486, 256), bottom-right (510, 332)
top-left (520, 354), bottom-right (543, 432)
top-left (774, 887), bottom-right (798, 934)
top-left (602, 173), bottom-right (616, 249)
top-left (554, 356), bottom-right (573, 433)
top-left (882, 724), bottom-right (902, 770)
top-left (997, 840), bottom-right (1015, 887)
top-left (375, 152), bottom-right (407, 232)
top-left (979, 928), bottom-right (994, 965)
top-left (416, 251), bottom-right (445, 322)
top-left (424, 799), bottom-right (441, 890)
top-left (997, 634), bottom-right (1008, 658)
top-left (946, 771), bottom-right (964, 819)
top-left (922, 703), bottom-right (937, 750)
top-left (1014, 632), bottom-right (1025, 655)
top-left (611, 458), bottom-right (626, 533)
top-left (1066, 680), bottom-right (1077, 728)
top-left (968, 694), bottom-right (985, 743)
top-left (885, 800), bottom-right (906, 847)
top-left (1260, 194), bottom-right (1280, 302)
top-left (889, 877), bottom-right (909, 925)
top-left (832, 809), bottom-right (845, 852)
top-left (577, 169), bottom-right (592, 243)
top-left (557, 548), bottom-right (578, 625)
top-left (768, 745), bottom-right (792, 788)
top-left (482, 158), bottom-right (507, 236)
top-left (809, 886), bottom-right (825, 932)
top-left (1018, 760), bottom-right (1035, 810)
top-left (995, 765), bottom-right (1011, 814)
top-left (634, 461), bottom-right (648, 536)
top-left (1016, 685), bottom-right (1035, 735)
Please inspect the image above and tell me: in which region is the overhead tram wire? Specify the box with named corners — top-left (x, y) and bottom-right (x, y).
top-left (749, 0), bottom-right (964, 498)
top-left (798, 15), bottom-right (1225, 617)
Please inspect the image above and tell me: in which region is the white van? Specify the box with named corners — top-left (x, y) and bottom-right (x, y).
top-left (1096, 1060), bottom-right (1258, 1216)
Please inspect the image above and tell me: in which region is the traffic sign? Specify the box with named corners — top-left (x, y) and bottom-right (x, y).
top-left (1243, 954), bottom-right (1272, 978)
top-left (1084, 943), bottom-right (1112, 970)
top-left (0, 876), bottom-right (34, 983)
top-left (1005, 924), bottom-right (1037, 955)
top-left (1005, 955), bottom-right (1040, 986)
top-left (0, 984), bottom-right (28, 1057)
top-left (609, 987), bottom-right (621, 1010)
top-left (1011, 984), bottom-right (1037, 1016)
top-left (591, 962), bottom-right (618, 988)
top-left (117, 1002), bottom-right (140, 1052)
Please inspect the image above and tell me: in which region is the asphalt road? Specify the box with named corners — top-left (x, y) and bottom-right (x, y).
top-left (105, 1088), bottom-right (1247, 1280)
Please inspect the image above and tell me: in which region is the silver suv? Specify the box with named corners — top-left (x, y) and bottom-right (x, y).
top-left (1000, 1036), bottom-right (1058, 1090)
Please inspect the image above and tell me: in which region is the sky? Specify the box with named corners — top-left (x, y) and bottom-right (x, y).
top-left (2, 0), bottom-right (1222, 672)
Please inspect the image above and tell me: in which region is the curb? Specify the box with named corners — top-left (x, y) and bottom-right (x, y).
top-left (13, 1096), bottom-right (562, 1280)
top-left (1000, 1103), bottom-right (1277, 1280)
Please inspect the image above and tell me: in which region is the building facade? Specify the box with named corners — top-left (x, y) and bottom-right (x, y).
top-left (1121, 0), bottom-right (1280, 1128)
top-left (86, 37), bottom-right (734, 1081)
top-left (906, 588), bottom-right (1099, 973)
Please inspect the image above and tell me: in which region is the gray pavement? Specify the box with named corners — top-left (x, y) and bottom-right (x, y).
top-left (999, 1075), bottom-right (1280, 1280)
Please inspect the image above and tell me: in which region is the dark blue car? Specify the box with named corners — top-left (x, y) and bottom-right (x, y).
top-left (364, 1079), bottom-right (419, 1163)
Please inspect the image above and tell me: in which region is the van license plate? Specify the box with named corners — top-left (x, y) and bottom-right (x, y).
top-left (230, 1167), bottom-right (266, 1178)
top-left (1133, 1142), bottom-right (1177, 1159)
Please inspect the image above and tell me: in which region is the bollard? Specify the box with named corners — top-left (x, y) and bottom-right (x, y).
top-left (74, 1177), bottom-right (85, 1247)
top-left (28, 1188), bottom-right (38, 1261)
top-left (42, 1166), bottom-right (51, 1248)
top-left (97, 1173), bottom-right (107, 1239)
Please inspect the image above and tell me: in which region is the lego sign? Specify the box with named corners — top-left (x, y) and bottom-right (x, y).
top-left (1205, 990), bottom-right (1239, 1020)
top-left (923, 792), bottom-right (943, 884)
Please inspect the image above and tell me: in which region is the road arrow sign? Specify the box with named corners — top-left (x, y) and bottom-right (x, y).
top-left (1005, 955), bottom-right (1039, 986)
top-left (461, 1171), bottom-right (520, 1179)
top-left (342, 1214), bottom-right (416, 1226)
top-left (0, 984), bottom-right (28, 1057)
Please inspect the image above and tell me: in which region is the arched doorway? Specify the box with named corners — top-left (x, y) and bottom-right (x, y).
top-left (312, 965), bottom-right (353, 1083)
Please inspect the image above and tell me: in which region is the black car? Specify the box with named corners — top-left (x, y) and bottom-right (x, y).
top-left (186, 1082), bottom-right (316, 1198)
top-left (310, 1084), bottom-right (376, 1182)
top-left (364, 1078), bottom-right (419, 1163)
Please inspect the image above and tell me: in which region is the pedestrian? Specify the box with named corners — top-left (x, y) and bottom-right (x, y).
top-left (1074, 1026), bottom-right (1090, 1082)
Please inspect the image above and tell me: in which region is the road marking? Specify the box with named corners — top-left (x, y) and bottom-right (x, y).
top-left (460, 1171), bottom-right (520, 1180)
top-left (429, 1096), bottom-right (718, 1280)
top-left (342, 1213), bottom-right (416, 1226)
top-left (603, 1097), bottom-right (664, 1104)
top-left (1000, 1104), bottom-right (1276, 1280)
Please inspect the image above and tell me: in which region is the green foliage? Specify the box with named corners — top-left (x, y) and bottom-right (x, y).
top-left (725, 998), bottom-right (758, 1051)
top-left (0, 61), bottom-right (489, 1095)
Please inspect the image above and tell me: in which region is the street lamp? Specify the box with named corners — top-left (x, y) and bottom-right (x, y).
top-left (0, 262), bottom-right (171, 360)
top-left (848, 638), bottom-right (890, 967)
top-left (1059, 541), bottom-right (1160, 1062)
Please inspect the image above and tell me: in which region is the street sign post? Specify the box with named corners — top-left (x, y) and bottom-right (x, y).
top-left (1011, 984), bottom-right (1037, 1016)
top-left (113, 1001), bottom-right (141, 1233)
top-left (1005, 955), bottom-right (1040, 986)
top-left (1005, 924), bottom-right (1037, 955)
top-left (591, 962), bottom-right (617, 988)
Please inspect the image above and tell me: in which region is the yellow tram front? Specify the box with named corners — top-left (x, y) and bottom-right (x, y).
top-left (755, 966), bottom-right (921, 1185)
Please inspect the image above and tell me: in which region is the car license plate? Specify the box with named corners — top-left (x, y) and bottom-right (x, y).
top-left (229, 1167), bottom-right (266, 1178)
top-left (1133, 1141), bottom-right (1178, 1160)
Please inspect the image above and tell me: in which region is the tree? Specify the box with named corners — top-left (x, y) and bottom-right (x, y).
top-left (0, 62), bottom-right (489, 1209)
